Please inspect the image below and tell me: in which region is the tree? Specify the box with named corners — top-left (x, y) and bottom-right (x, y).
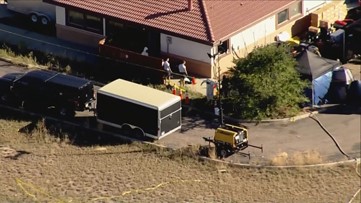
top-left (225, 44), bottom-right (309, 120)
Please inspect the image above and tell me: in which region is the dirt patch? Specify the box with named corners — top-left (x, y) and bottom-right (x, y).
top-left (0, 118), bottom-right (360, 202)
top-left (270, 150), bottom-right (323, 166)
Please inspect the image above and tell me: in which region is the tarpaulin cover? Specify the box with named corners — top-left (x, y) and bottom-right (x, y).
top-left (347, 80), bottom-right (361, 106)
top-left (296, 50), bottom-right (341, 79)
top-left (313, 71), bottom-right (333, 105)
top-left (296, 50), bottom-right (340, 106)
top-left (332, 68), bottom-right (354, 84)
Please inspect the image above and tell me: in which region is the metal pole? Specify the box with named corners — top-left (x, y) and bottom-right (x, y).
top-left (311, 77), bottom-right (315, 108)
top-left (217, 55), bottom-right (224, 126)
top-left (342, 29), bottom-right (345, 62)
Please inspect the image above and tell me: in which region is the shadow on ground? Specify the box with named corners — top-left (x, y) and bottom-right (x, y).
top-left (0, 105), bottom-right (143, 147)
top-left (319, 104), bottom-right (361, 115)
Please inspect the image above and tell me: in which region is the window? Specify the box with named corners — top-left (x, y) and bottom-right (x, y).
top-left (85, 15), bottom-right (102, 32)
top-left (218, 40), bottom-right (229, 54)
top-left (67, 9), bottom-right (102, 34)
top-left (289, 2), bottom-right (302, 18)
top-left (106, 20), bottom-right (124, 36)
top-left (276, 2), bottom-right (302, 25)
top-left (277, 9), bottom-right (288, 25)
top-left (68, 10), bottom-right (84, 27)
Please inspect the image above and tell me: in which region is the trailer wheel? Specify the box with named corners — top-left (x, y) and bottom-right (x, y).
top-left (40, 16), bottom-right (49, 25)
top-left (121, 124), bottom-right (132, 136)
top-left (30, 13), bottom-right (38, 23)
top-left (132, 127), bottom-right (145, 138)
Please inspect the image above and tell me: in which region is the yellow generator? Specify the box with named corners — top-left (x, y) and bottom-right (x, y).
top-left (203, 124), bottom-right (262, 158)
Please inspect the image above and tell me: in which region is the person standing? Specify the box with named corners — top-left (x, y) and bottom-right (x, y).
top-left (163, 58), bottom-right (172, 80)
top-left (178, 60), bottom-right (188, 76)
top-left (221, 75), bottom-right (230, 97)
top-left (141, 47), bottom-right (148, 56)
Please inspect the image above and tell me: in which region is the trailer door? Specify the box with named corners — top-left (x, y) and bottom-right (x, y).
top-left (159, 101), bottom-right (181, 136)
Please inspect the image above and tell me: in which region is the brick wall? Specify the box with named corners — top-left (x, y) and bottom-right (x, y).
top-left (310, 1), bottom-right (348, 28)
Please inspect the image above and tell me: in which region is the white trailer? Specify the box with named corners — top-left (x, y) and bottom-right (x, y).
top-left (96, 79), bottom-right (182, 140)
top-left (6, 0), bottom-right (55, 25)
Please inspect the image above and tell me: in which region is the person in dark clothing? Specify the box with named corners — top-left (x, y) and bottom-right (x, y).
top-left (221, 75), bottom-right (230, 97)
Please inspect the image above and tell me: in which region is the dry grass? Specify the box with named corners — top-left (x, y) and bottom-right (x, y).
top-left (0, 44), bottom-right (63, 70)
top-left (0, 45), bottom-right (40, 68)
top-left (271, 150), bottom-right (323, 166)
top-left (0, 118), bottom-right (360, 202)
top-left (349, 189), bottom-right (361, 203)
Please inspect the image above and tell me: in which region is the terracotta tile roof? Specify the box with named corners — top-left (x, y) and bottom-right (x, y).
top-left (45, 0), bottom-right (296, 44)
top-left (204, 0), bottom-right (296, 41)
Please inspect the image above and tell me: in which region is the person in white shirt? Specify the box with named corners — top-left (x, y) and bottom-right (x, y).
top-left (178, 60), bottom-right (188, 76)
top-left (163, 58), bottom-right (172, 80)
top-left (141, 47), bottom-right (148, 56)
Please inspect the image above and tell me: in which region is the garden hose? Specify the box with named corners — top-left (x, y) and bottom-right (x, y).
top-left (309, 114), bottom-right (351, 160)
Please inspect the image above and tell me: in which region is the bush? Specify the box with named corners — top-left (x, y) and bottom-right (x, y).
top-left (227, 44), bottom-right (309, 120)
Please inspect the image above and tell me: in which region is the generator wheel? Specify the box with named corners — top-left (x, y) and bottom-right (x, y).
top-left (219, 149), bottom-right (228, 159)
top-left (216, 145), bottom-right (228, 159)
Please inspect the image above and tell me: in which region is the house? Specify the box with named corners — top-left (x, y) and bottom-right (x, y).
top-left (43, 0), bottom-right (346, 78)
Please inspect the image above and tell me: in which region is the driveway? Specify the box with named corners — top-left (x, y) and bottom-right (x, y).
top-left (1, 56), bottom-right (360, 165)
top-left (0, 9), bottom-right (359, 165)
top-left (156, 106), bottom-right (360, 163)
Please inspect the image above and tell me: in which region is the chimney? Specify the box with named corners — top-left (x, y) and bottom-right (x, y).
top-left (187, 0), bottom-right (193, 11)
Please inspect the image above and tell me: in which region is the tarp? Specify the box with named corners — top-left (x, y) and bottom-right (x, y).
top-left (326, 68), bottom-right (354, 104)
top-left (332, 67), bottom-right (354, 85)
top-left (296, 50), bottom-right (341, 106)
top-left (347, 80), bottom-right (361, 106)
top-left (314, 72), bottom-right (333, 105)
top-left (296, 50), bottom-right (341, 79)
top-left (304, 72), bottom-right (333, 105)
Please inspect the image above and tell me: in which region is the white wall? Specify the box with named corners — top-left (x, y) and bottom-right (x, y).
top-left (303, 0), bottom-right (330, 14)
top-left (160, 34), bottom-right (212, 63)
top-left (230, 16), bottom-right (276, 51)
top-left (55, 6), bottom-right (65, 25)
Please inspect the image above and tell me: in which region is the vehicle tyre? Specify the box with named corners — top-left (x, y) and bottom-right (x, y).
top-left (132, 127), bottom-right (145, 138)
top-left (30, 13), bottom-right (38, 23)
top-left (219, 149), bottom-right (228, 159)
top-left (40, 16), bottom-right (49, 25)
top-left (0, 94), bottom-right (9, 104)
top-left (0, 94), bottom-right (19, 107)
top-left (58, 106), bottom-right (75, 118)
top-left (121, 124), bottom-right (132, 136)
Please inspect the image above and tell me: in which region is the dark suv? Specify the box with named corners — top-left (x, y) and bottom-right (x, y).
top-left (0, 69), bottom-right (94, 117)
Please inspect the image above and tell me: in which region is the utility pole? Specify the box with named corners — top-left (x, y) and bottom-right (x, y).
top-left (208, 45), bottom-right (224, 126)
top-left (216, 54), bottom-right (224, 126)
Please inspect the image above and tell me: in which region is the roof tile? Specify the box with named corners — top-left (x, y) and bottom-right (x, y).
top-left (46, 0), bottom-right (296, 44)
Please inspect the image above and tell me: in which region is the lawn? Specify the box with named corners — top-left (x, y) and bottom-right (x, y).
top-left (0, 118), bottom-right (360, 203)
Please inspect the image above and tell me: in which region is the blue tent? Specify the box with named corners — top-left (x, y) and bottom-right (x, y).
top-left (296, 50), bottom-right (341, 106)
